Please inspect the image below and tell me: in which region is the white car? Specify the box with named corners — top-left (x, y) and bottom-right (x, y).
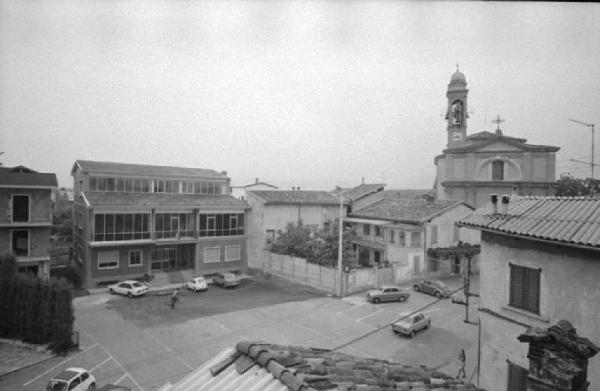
top-left (46, 367), bottom-right (96, 391)
top-left (185, 277), bottom-right (208, 292)
top-left (108, 280), bottom-right (148, 297)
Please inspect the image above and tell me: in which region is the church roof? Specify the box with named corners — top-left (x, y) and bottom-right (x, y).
top-left (450, 70), bottom-right (466, 84)
top-left (443, 131), bottom-right (559, 155)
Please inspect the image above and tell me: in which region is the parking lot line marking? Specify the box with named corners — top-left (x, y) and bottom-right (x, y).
top-left (90, 357), bottom-right (112, 372)
top-left (355, 309), bottom-right (384, 323)
top-left (205, 317), bottom-right (232, 333)
top-left (114, 374), bottom-right (128, 385)
top-left (78, 327), bottom-right (144, 391)
top-left (143, 329), bottom-right (193, 371)
top-left (23, 343), bottom-right (98, 386)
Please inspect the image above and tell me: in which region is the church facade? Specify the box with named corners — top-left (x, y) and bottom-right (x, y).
top-left (434, 70), bottom-right (559, 208)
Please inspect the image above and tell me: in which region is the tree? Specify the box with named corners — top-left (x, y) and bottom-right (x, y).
top-left (555, 173), bottom-right (597, 196)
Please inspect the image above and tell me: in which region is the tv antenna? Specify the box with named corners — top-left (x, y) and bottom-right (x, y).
top-left (568, 118), bottom-right (596, 197)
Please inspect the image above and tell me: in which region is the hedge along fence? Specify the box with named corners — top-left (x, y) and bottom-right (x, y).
top-left (0, 256), bottom-right (74, 353)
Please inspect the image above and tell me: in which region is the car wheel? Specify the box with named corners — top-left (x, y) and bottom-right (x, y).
top-left (435, 291), bottom-right (442, 298)
top-left (410, 330), bottom-right (416, 338)
top-left (88, 383), bottom-right (96, 391)
top-left (109, 288), bottom-right (114, 294)
top-left (413, 285), bottom-right (419, 292)
top-left (399, 296), bottom-right (406, 303)
top-left (373, 298), bottom-right (380, 304)
top-left (127, 292), bottom-right (132, 298)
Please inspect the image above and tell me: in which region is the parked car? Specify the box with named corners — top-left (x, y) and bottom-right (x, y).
top-left (412, 279), bottom-right (451, 298)
top-left (46, 367), bottom-right (96, 391)
top-left (108, 280), bottom-right (148, 297)
top-left (185, 276), bottom-right (208, 292)
top-left (392, 312), bottom-right (431, 338)
top-left (213, 272), bottom-right (240, 288)
top-left (366, 285), bottom-right (410, 304)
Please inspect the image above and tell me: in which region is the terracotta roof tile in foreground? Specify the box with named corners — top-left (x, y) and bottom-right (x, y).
top-left (458, 196), bottom-right (600, 249)
top-left (164, 341), bottom-right (481, 391)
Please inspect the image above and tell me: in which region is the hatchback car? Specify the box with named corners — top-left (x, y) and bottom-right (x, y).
top-left (412, 279), bottom-right (451, 298)
top-left (108, 280), bottom-right (148, 297)
top-left (392, 312), bottom-right (431, 338)
top-left (366, 286), bottom-right (410, 304)
top-left (46, 367), bottom-right (96, 391)
top-left (213, 272), bottom-right (240, 288)
top-left (185, 277), bottom-right (208, 292)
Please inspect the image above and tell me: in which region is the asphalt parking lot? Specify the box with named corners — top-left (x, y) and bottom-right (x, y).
top-left (1, 275), bottom-right (479, 391)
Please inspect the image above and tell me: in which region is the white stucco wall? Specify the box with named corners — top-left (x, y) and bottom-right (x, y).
top-left (478, 231), bottom-right (600, 390)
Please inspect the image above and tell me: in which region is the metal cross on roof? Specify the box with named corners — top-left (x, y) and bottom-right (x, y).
top-left (492, 114), bottom-right (505, 135)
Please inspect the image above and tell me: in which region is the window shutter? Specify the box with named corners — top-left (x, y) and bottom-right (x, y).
top-left (507, 362), bottom-right (528, 391)
top-left (528, 268), bottom-right (540, 314)
top-left (510, 264), bottom-right (523, 308)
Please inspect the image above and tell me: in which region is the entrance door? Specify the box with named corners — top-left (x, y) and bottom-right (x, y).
top-left (452, 256), bottom-right (461, 274)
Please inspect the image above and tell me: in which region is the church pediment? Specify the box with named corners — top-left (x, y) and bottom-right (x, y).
top-left (473, 141), bottom-right (526, 152)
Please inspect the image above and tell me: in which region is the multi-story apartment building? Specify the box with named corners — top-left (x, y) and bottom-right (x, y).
top-left (0, 165), bottom-right (57, 277)
top-left (71, 160), bottom-right (248, 288)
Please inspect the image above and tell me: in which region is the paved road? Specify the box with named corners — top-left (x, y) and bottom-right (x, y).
top-left (1, 275), bottom-right (479, 391)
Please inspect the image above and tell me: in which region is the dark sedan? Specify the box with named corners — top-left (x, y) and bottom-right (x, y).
top-left (412, 279), bottom-right (451, 298)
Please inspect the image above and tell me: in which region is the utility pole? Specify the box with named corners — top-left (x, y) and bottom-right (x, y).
top-left (569, 118), bottom-right (596, 197)
top-left (337, 195), bottom-right (344, 297)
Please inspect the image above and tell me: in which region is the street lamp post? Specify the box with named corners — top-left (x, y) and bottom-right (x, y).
top-left (569, 118), bottom-right (596, 197)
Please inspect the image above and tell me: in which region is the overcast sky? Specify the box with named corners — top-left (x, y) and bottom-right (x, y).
top-left (1, 1), bottom-right (599, 190)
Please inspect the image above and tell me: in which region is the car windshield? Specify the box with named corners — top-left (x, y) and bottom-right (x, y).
top-left (46, 380), bottom-right (68, 391)
top-left (131, 282), bottom-right (144, 288)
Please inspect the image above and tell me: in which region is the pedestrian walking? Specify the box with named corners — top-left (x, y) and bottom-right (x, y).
top-left (170, 288), bottom-right (179, 309)
top-left (456, 349), bottom-right (466, 379)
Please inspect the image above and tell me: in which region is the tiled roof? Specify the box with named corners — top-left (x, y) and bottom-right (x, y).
top-left (83, 192), bottom-right (249, 208)
top-left (73, 160), bottom-right (226, 179)
top-left (466, 130), bottom-right (526, 143)
top-left (251, 190), bottom-right (343, 206)
top-left (332, 183), bottom-right (385, 202)
top-left (165, 341), bottom-right (480, 391)
top-left (0, 166), bottom-right (58, 187)
top-left (458, 196), bottom-right (600, 249)
top-left (353, 198), bottom-right (466, 223)
top-left (445, 132), bottom-right (559, 154)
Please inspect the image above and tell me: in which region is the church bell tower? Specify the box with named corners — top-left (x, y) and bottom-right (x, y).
top-left (445, 68), bottom-right (469, 148)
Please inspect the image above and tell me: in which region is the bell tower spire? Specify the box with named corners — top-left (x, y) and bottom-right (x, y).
top-left (445, 68), bottom-right (469, 148)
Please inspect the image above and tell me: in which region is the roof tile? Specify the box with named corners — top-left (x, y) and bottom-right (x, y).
top-left (82, 192), bottom-right (249, 208)
top-left (0, 166), bottom-right (58, 187)
top-left (459, 196), bottom-right (600, 249)
top-left (353, 198), bottom-right (466, 223)
top-left (251, 190), bottom-right (342, 206)
top-left (75, 160), bottom-right (225, 179)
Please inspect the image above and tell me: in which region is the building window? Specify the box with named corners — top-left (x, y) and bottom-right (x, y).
top-left (11, 230), bottom-right (29, 257)
top-left (398, 231), bottom-right (406, 247)
top-left (374, 226), bottom-right (382, 237)
top-left (266, 229), bottom-right (275, 244)
top-left (363, 224), bottom-right (370, 235)
top-left (204, 247), bottom-right (220, 263)
top-left (12, 195), bottom-right (30, 222)
top-left (94, 213), bottom-right (151, 241)
top-left (506, 362), bottom-right (528, 391)
top-left (154, 213), bottom-right (195, 239)
top-left (374, 250), bottom-right (381, 264)
top-left (89, 176), bottom-right (97, 191)
top-left (98, 250), bottom-right (119, 270)
top-left (509, 264), bottom-right (540, 314)
top-left (430, 257), bottom-right (439, 272)
top-left (199, 213), bottom-right (244, 237)
top-left (389, 230), bottom-right (395, 243)
top-left (225, 246), bottom-right (241, 262)
top-left (430, 225), bottom-right (438, 245)
top-left (129, 250), bottom-right (142, 267)
top-left (410, 231), bottom-right (422, 247)
top-left (492, 160), bottom-right (504, 181)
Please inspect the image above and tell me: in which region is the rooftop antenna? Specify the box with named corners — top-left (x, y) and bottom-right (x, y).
top-left (483, 105), bottom-right (488, 132)
top-left (569, 118), bottom-right (596, 197)
top-left (492, 114), bottom-right (505, 135)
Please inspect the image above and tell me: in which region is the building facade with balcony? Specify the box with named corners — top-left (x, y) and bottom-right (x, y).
top-left (0, 165), bottom-right (57, 277)
top-left (346, 194), bottom-right (479, 282)
top-left (71, 160), bottom-right (248, 288)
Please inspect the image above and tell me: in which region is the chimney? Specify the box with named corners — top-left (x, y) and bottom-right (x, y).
top-left (361, 177), bottom-right (365, 185)
top-left (255, 178), bottom-right (259, 184)
top-left (500, 194), bottom-right (510, 214)
top-left (490, 194), bottom-right (498, 214)
top-left (512, 186), bottom-right (519, 198)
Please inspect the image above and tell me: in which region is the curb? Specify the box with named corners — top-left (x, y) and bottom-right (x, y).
top-left (0, 354), bottom-right (58, 378)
